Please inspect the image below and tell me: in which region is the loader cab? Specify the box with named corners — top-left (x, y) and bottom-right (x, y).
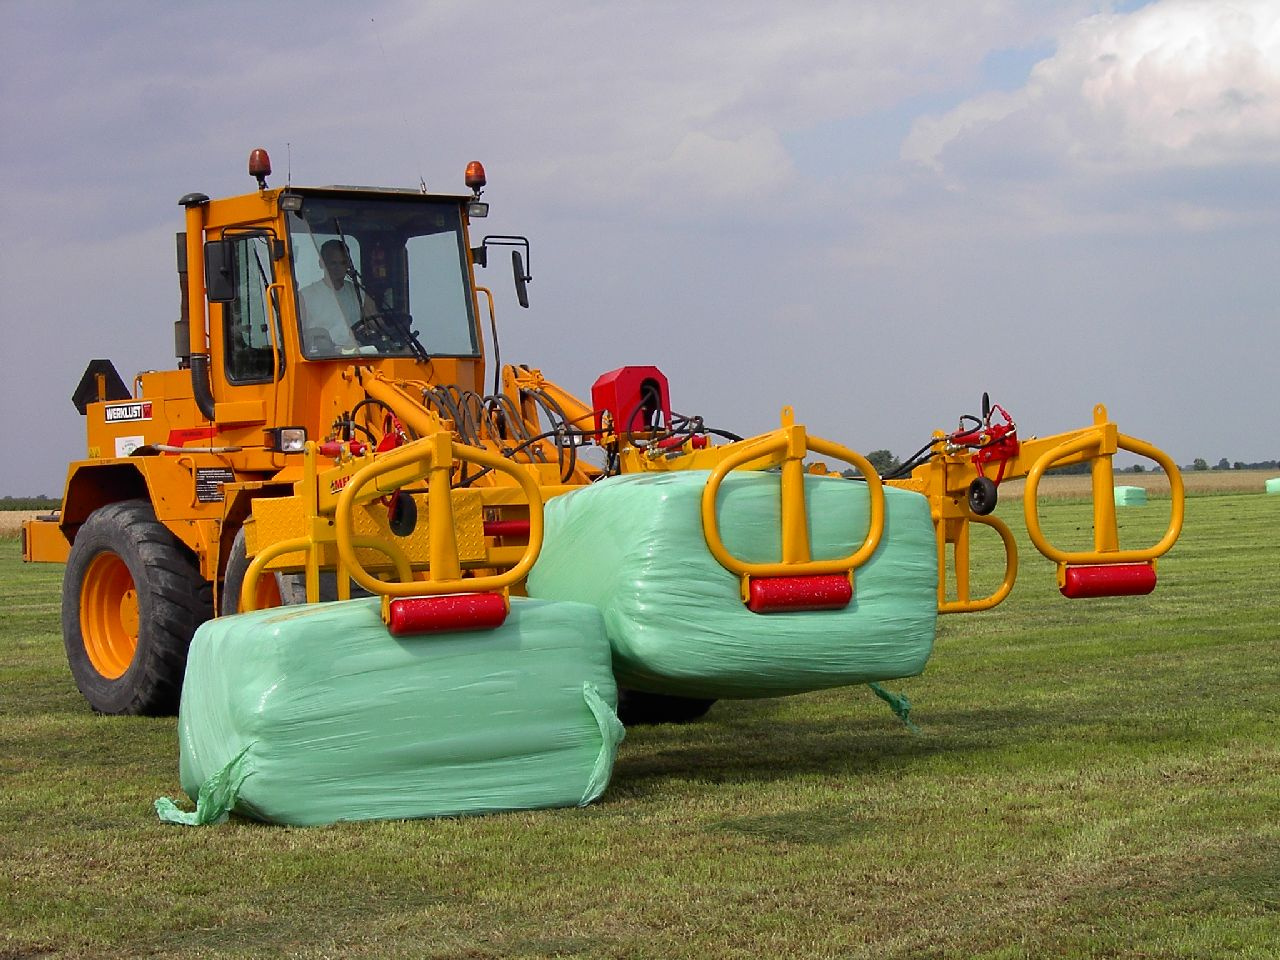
top-left (282, 189), bottom-right (480, 362)
top-left (181, 177), bottom-right (493, 469)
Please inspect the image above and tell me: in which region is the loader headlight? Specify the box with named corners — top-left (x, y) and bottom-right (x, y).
top-left (268, 427), bottom-right (307, 453)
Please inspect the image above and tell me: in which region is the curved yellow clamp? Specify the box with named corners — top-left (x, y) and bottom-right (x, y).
top-left (1023, 432), bottom-right (1184, 566)
top-left (240, 535), bottom-right (413, 613)
top-left (334, 431), bottom-right (545, 598)
top-left (700, 413), bottom-right (885, 580)
top-left (937, 513), bottom-right (1019, 614)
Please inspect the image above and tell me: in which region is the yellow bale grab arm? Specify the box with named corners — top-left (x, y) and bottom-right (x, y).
top-left (240, 430), bottom-right (546, 635)
top-left (1022, 418), bottom-right (1186, 568)
top-left (699, 407), bottom-right (886, 610)
top-left (900, 401), bottom-right (1185, 609)
top-left (333, 431), bottom-right (544, 599)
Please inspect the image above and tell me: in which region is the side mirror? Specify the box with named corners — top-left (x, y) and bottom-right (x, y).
top-left (204, 239), bottom-right (237, 303)
top-left (480, 235), bottom-right (532, 308)
top-left (512, 250), bottom-right (530, 309)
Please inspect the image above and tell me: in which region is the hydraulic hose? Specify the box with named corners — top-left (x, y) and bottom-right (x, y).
top-left (190, 354), bottom-right (216, 421)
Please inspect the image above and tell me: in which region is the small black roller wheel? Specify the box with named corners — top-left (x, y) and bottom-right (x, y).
top-left (220, 525), bottom-right (308, 616)
top-left (62, 500), bottom-right (213, 715)
top-left (388, 491), bottom-right (417, 537)
top-left (616, 689), bottom-right (716, 726)
top-left (968, 476), bottom-right (999, 516)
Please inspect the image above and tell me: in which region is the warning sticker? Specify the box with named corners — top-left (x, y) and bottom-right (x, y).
top-left (195, 467), bottom-right (236, 503)
top-left (115, 435), bottom-right (144, 458)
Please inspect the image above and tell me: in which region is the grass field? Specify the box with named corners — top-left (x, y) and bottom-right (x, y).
top-left (1, 485), bottom-right (1277, 959)
top-left (998, 468), bottom-right (1276, 501)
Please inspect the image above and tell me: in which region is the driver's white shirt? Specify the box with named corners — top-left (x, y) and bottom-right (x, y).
top-left (299, 277), bottom-right (361, 349)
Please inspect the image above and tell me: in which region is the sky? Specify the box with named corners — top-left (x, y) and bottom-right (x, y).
top-left (2, 0), bottom-right (1278, 496)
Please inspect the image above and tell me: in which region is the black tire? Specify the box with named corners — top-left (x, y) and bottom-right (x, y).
top-left (220, 525), bottom-right (307, 616)
top-left (221, 524), bottom-right (365, 615)
top-left (968, 476), bottom-right (999, 516)
top-left (62, 500), bottom-right (213, 715)
top-left (616, 689), bottom-right (716, 726)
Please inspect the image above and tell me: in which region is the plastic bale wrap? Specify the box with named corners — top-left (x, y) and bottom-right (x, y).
top-left (526, 471), bottom-right (938, 699)
top-left (1266, 477), bottom-right (1280, 495)
top-left (157, 596), bottom-right (623, 826)
top-left (1114, 485), bottom-right (1147, 506)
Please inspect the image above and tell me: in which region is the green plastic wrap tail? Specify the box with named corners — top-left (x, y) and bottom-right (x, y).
top-left (868, 682), bottom-right (920, 734)
top-left (155, 745), bottom-right (254, 826)
top-left (580, 682), bottom-right (626, 805)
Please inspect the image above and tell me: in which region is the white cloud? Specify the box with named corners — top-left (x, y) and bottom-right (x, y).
top-left (903, 0), bottom-right (1280, 174)
top-left (376, 1), bottom-right (1092, 212)
top-left (639, 129), bottom-right (795, 205)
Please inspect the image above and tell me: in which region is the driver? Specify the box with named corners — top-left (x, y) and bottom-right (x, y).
top-left (298, 239), bottom-right (378, 351)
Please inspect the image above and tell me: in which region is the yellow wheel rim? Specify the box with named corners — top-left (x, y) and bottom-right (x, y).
top-left (253, 572), bottom-right (282, 611)
top-left (81, 552), bottom-right (138, 679)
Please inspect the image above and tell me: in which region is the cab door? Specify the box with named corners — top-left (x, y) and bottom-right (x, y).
top-left (218, 231), bottom-right (286, 387)
top-left (206, 230), bottom-right (290, 470)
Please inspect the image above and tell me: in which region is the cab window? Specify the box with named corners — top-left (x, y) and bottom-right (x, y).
top-left (286, 195), bottom-right (479, 360)
top-left (221, 233), bottom-right (284, 383)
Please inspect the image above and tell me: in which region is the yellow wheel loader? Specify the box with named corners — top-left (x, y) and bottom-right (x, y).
top-left (23, 149), bottom-right (1186, 721)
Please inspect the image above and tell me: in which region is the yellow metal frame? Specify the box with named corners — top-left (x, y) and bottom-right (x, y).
top-left (935, 512), bottom-right (1019, 614)
top-left (37, 167), bottom-right (1187, 631)
top-left (1023, 421), bottom-right (1184, 590)
top-left (901, 403), bottom-right (1185, 612)
top-left (239, 431), bottom-right (545, 617)
top-left (699, 408), bottom-right (886, 601)
top-left (334, 431), bottom-right (543, 597)
top-left (241, 534), bottom-right (413, 613)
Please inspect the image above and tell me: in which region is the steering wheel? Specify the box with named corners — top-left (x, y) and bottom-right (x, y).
top-left (359, 311), bottom-right (420, 348)
top-left (352, 313), bottom-right (391, 348)
top-left (303, 328), bottom-right (337, 357)
top-left (355, 311), bottom-right (430, 361)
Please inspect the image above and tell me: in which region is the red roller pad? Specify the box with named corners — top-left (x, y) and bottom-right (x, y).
top-left (388, 593), bottom-right (509, 635)
top-left (1060, 563), bottom-right (1157, 599)
top-left (483, 520), bottom-right (531, 539)
top-left (747, 575), bottom-right (852, 613)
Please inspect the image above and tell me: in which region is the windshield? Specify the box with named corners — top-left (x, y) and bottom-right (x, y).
top-left (286, 194), bottom-right (479, 360)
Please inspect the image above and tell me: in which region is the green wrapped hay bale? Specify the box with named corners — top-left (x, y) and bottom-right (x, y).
top-left (1266, 478), bottom-right (1280, 495)
top-left (157, 596), bottom-right (623, 826)
top-left (1114, 485), bottom-right (1147, 506)
top-left (527, 471), bottom-right (937, 699)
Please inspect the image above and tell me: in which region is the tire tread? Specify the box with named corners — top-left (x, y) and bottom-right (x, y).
top-left (63, 499), bottom-right (212, 715)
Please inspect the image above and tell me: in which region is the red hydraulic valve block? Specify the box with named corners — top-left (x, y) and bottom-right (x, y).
top-left (591, 366), bottom-right (670, 442)
top-left (318, 439), bottom-right (367, 458)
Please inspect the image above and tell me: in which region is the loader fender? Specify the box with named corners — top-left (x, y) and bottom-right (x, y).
top-left (59, 458), bottom-right (237, 581)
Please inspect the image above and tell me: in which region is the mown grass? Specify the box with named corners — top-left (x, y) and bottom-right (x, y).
top-left (1, 491), bottom-right (1277, 959)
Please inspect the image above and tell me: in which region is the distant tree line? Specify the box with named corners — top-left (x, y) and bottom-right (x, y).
top-left (1188, 458), bottom-right (1280, 472)
top-left (0, 495), bottom-right (60, 511)
top-left (838, 452), bottom-right (1279, 479)
top-left (1047, 458), bottom-right (1279, 475)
